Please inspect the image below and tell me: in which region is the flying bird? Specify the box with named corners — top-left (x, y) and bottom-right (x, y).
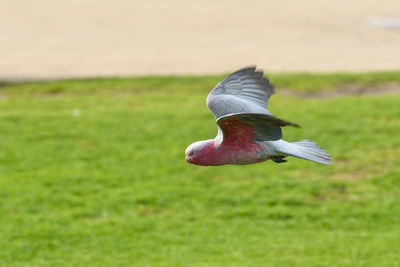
top-left (185, 66), bottom-right (331, 166)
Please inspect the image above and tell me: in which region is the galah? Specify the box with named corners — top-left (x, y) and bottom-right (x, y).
top-left (185, 66), bottom-right (331, 166)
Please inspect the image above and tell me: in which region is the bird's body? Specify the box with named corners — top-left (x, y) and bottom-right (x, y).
top-left (185, 66), bottom-right (331, 166)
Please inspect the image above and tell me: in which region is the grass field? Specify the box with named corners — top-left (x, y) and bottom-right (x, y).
top-left (1, 72), bottom-right (400, 266)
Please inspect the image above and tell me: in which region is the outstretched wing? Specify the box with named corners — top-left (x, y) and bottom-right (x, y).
top-left (208, 66), bottom-right (299, 142)
top-left (217, 113), bottom-right (299, 142)
top-left (207, 66), bottom-right (275, 120)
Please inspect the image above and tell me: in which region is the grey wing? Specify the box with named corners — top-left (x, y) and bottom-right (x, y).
top-left (217, 113), bottom-right (300, 141)
top-left (206, 66), bottom-right (275, 120)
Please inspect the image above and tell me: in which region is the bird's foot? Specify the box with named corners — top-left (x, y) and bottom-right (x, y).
top-left (270, 155), bottom-right (288, 163)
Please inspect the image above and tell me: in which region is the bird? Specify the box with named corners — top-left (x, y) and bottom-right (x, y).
top-left (185, 66), bottom-right (331, 166)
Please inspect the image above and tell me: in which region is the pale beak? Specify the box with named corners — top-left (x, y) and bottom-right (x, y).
top-left (186, 155), bottom-right (191, 163)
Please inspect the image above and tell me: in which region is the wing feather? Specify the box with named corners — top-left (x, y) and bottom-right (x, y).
top-left (217, 113), bottom-right (299, 142)
top-left (207, 66), bottom-right (299, 143)
top-left (207, 66), bottom-right (275, 120)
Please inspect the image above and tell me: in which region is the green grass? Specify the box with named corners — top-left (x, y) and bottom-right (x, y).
top-left (2, 70), bottom-right (400, 95)
top-left (1, 72), bottom-right (400, 266)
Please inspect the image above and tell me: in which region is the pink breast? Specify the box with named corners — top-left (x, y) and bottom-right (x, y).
top-left (217, 119), bottom-right (265, 164)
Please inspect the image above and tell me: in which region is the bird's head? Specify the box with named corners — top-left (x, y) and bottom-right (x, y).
top-left (185, 140), bottom-right (216, 165)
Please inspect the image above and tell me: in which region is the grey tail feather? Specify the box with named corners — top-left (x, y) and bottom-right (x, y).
top-left (280, 139), bottom-right (332, 164)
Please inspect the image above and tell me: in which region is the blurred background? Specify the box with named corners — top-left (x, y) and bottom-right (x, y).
top-left (1, 0), bottom-right (400, 79)
top-left (1, 1), bottom-right (400, 266)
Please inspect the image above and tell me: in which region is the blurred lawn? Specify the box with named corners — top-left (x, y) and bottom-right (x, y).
top-left (1, 72), bottom-right (400, 266)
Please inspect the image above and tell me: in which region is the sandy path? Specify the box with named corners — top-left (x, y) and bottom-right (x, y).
top-left (1, 0), bottom-right (400, 79)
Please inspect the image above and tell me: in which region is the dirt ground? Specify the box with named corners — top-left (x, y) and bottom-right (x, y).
top-left (1, 0), bottom-right (400, 79)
